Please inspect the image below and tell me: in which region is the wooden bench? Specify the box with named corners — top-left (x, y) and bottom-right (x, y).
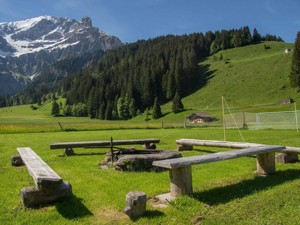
top-left (12, 147), bottom-right (72, 207)
top-left (50, 138), bottom-right (160, 156)
top-left (176, 139), bottom-right (299, 163)
top-left (152, 145), bottom-right (285, 198)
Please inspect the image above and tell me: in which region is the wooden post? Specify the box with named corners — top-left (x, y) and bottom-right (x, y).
top-left (110, 137), bottom-right (114, 165)
top-left (222, 96), bottom-right (226, 141)
top-left (256, 152), bottom-right (275, 175)
top-left (294, 102), bottom-right (298, 132)
top-left (58, 122), bottom-right (64, 131)
top-left (169, 166), bottom-right (192, 197)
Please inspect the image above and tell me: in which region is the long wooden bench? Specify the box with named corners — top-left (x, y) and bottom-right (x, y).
top-left (176, 138), bottom-right (300, 153)
top-left (152, 145), bottom-right (285, 199)
top-left (176, 139), bottom-right (299, 163)
top-left (50, 138), bottom-right (160, 156)
top-left (12, 147), bottom-right (72, 207)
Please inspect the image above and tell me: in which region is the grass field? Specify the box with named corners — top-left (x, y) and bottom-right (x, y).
top-left (1, 127), bottom-right (300, 225)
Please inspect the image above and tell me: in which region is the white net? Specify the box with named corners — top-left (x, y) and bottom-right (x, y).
top-left (256, 110), bottom-right (300, 130)
top-left (224, 112), bottom-right (256, 129)
top-left (224, 110), bottom-right (300, 130)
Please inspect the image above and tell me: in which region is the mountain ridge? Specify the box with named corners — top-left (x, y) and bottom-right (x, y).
top-left (0, 16), bottom-right (122, 95)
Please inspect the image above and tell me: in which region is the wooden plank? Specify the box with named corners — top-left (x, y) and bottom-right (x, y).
top-left (176, 139), bottom-right (264, 149)
top-left (50, 138), bottom-right (160, 149)
top-left (281, 146), bottom-right (300, 154)
top-left (153, 145), bottom-right (285, 169)
top-left (176, 139), bottom-right (300, 154)
top-left (17, 147), bottom-right (62, 188)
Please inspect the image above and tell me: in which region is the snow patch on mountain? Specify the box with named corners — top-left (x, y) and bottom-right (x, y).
top-left (0, 16), bottom-right (122, 95)
top-left (0, 16), bottom-right (117, 58)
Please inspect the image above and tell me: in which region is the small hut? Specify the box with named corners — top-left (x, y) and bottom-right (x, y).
top-left (187, 113), bottom-right (217, 123)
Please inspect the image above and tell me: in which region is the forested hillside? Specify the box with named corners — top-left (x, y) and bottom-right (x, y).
top-left (61, 27), bottom-right (282, 120)
top-left (1, 26), bottom-right (283, 120)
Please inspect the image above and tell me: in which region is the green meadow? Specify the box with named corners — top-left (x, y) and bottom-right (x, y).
top-left (1, 128), bottom-right (300, 225)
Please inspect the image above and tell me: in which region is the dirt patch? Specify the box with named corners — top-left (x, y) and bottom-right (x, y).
top-left (93, 207), bottom-right (129, 224)
top-left (148, 197), bottom-right (169, 208)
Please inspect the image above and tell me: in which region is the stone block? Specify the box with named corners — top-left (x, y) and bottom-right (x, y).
top-left (124, 191), bottom-right (147, 219)
top-left (21, 181), bottom-right (72, 208)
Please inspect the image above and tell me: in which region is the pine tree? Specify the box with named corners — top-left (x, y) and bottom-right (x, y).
top-left (152, 97), bottom-right (162, 119)
top-left (51, 100), bottom-right (60, 116)
top-left (172, 91), bottom-right (184, 113)
top-left (105, 101), bottom-right (113, 120)
top-left (290, 32), bottom-right (300, 88)
top-left (252, 28), bottom-right (261, 43)
top-left (129, 98), bottom-right (138, 118)
top-left (117, 97), bottom-right (129, 119)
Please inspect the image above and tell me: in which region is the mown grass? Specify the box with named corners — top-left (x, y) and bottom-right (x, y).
top-left (1, 128), bottom-right (300, 224)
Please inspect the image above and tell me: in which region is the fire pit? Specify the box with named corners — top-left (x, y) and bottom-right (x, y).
top-left (101, 148), bottom-right (182, 171)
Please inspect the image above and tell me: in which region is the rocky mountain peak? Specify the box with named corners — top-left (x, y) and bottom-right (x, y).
top-left (81, 16), bottom-right (92, 28)
top-left (0, 16), bottom-right (123, 95)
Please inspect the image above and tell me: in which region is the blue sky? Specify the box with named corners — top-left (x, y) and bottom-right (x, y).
top-left (0, 0), bottom-right (299, 43)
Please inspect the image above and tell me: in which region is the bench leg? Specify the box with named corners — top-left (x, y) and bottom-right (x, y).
top-left (21, 181), bottom-right (72, 208)
top-left (144, 143), bottom-right (156, 149)
top-left (276, 153), bottom-right (298, 163)
top-left (11, 155), bottom-right (24, 166)
top-left (256, 152), bottom-right (275, 175)
top-left (64, 147), bottom-right (74, 156)
top-left (169, 166), bottom-right (193, 197)
top-left (176, 144), bottom-right (193, 151)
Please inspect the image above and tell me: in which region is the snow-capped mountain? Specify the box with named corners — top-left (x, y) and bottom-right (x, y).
top-left (0, 16), bottom-right (122, 95)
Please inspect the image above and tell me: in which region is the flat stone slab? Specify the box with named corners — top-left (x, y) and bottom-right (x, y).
top-left (108, 150), bottom-right (182, 171)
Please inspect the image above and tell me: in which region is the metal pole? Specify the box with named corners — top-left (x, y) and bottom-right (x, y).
top-left (295, 102), bottom-right (299, 133)
top-left (222, 96), bottom-right (226, 141)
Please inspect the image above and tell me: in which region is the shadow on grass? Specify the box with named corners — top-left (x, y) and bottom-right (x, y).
top-left (56, 194), bottom-right (93, 219)
top-left (130, 210), bottom-right (165, 222)
top-left (144, 209), bottom-right (165, 218)
top-left (192, 169), bottom-right (300, 205)
top-left (193, 149), bottom-right (256, 158)
top-left (58, 152), bottom-right (106, 157)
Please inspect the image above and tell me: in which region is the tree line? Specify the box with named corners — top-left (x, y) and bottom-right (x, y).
top-left (290, 32), bottom-right (300, 89)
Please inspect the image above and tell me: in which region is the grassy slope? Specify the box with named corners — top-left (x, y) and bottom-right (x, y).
top-left (156, 41), bottom-right (297, 122)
